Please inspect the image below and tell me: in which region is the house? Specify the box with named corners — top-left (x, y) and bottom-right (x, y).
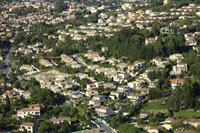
top-left (65, 91), bottom-right (83, 100)
top-left (170, 78), bottom-right (184, 90)
top-left (17, 104), bottom-right (40, 118)
top-left (148, 79), bottom-right (159, 88)
top-left (39, 59), bottom-right (53, 67)
top-left (151, 57), bottom-right (168, 68)
top-left (82, 129), bottom-right (100, 133)
top-left (50, 118), bottom-right (71, 125)
top-left (121, 3), bottom-right (133, 10)
top-left (113, 72), bottom-right (129, 82)
top-left (104, 83), bottom-right (116, 89)
top-left (170, 63), bottom-right (188, 75)
top-left (138, 88), bottom-right (149, 95)
top-left (86, 90), bottom-right (98, 97)
top-left (128, 78), bottom-right (145, 89)
top-left (183, 119), bottom-right (200, 128)
top-left (20, 65), bottom-right (34, 72)
top-left (134, 61), bottom-right (146, 70)
top-left (19, 122), bottom-right (36, 133)
top-left (140, 111), bottom-right (151, 118)
top-left (94, 81), bottom-right (104, 88)
top-left (147, 127), bottom-right (160, 133)
top-left (175, 128), bottom-right (195, 133)
top-left (61, 54), bottom-right (74, 64)
top-left (2, 89), bottom-right (19, 98)
top-left (114, 102), bottom-right (128, 110)
top-left (71, 92), bottom-right (83, 99)
top-left (89, 99), bottom-right (101, 106)
top-left (109, 91), bottom-right (123, 100)
top-left (169, 53), bottom-right (184, 63)
top-left (117, 86), bottom-right (132, 93)
top-left (145, 37), bottom-right (157, 45)
top-left (21, 91), bottom-right (31, 99)
top-left (86, 83), bottom-right (97, 91)
top-left (95, 106), bottom-right (113, 117)
top-left (84, 52), bottom-right (105, 62)
top-left (164, 118), bottom-right (174, 124)
top-left (93, 95), bottom-right (106, 102)
top-left (127, 94), bottom-right (143, 102)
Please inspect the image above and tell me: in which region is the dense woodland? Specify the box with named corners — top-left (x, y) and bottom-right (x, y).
top-left (104, 26), bottom-right (189, 61)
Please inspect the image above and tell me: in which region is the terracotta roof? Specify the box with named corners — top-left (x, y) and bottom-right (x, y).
top-left (18, 108), bottom-right (40, 112)
top-left (170, 78), bottom-right (184, 83)
top-left (21, 122), bottom-right (35, 127)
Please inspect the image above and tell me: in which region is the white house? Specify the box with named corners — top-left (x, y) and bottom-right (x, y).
top-left (169, 53), bottom-right (184, 63)
top-left (93, 95), bottom-right (106, 102)
top-left (89, 99), bottom-right (101, 106)
top-left (170, 78), bottom-right (184, 90)
top-left (86, 90), bottom-right (98, 97)
top-left (95, 106), bottom-right (113, 117)
top-left (170, 63), bottom-right (188, 75)
top-left (17, 104), bottom-right (40, 118)
top-left (19, 122), bottom-right (36, 133)
top-left (127, 94), bottom-right (143, 102)
top-left (117, 86), bottom-right (132, 93)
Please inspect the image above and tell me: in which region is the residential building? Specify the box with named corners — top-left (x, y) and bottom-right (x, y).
top-left (95, 106), bottom-right (113, 117)
top-left (170, 78), bottom-right (184, 90)
top-left (19, 122), bottom-right (36, 133)
top-left (17, 104), bottom-right (40, 118)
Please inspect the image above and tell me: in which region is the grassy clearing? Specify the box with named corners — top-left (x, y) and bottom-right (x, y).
top-left (175, 110), bottom-right (200, 119)
top-left (143, 101), bottom-right (167, 111)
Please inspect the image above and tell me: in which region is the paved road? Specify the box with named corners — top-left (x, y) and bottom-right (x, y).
top-left (91, 118), bottom-right (114, 133)
top-left (3, 47), bottom-right (12, 78)
top-left (73, 55), bottom-right (88, 68)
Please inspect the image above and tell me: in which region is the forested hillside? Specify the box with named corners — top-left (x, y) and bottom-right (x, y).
top-left (104, 27), bottom-right (190, 60)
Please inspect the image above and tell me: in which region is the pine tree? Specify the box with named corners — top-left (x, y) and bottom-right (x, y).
top-left (5, 95), bottom-right (10, 111)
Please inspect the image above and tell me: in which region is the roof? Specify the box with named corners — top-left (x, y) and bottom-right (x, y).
top-left (170, 78), bottom-right (184, 83)
top-left (18, 108), bottom-right (40, 112)
top-left (82, 129), bottom-right (100, 133)
top-left (50, 118), bottom-right (71, 123)
top-left (21, 122), bottom-right (35, 127)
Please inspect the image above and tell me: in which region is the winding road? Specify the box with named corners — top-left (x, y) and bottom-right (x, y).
top-left (91, 118), bottom-right (115, 133)
top-left (3, 46), bottom-right (12, 78)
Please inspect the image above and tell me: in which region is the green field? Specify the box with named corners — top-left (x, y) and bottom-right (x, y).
top-left (143, 101), bottom-right (167, 111)
top-left (175, 110), bottom-right (200, 119)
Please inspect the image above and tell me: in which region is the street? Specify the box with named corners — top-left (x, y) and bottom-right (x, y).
top-left (3, 47), bottom-right (12, 78)
top-left (91, 118), bottom-right (115, 133)
top-left (73, 55), bottom-right (88, 68)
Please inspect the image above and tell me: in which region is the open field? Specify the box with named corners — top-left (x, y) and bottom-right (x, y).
top-left (143, 101), bottom-right (167, 111)
top-left (175, 110), bottom-right (200, 119)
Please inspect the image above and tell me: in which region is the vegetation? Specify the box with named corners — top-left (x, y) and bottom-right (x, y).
top-left (175, 110), bottom-right (200, 119)
top-left (118, 123), bottom-right (146, 133)
top-left (143, 101), bottom-right (167, 111)
top-left (104, 27), bottom-right (188, 61)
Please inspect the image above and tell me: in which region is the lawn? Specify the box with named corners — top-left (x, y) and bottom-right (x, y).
top-left (175, 110), bottom-right (200, 119)
top-left (143, 101), bottom-right (167, 111)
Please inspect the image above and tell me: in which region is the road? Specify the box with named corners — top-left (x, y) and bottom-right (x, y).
top-left (91, 118), bottom-right (114, 133)
top-left (73, 55), bottom-right (88, 68)
top-left (3, 47), bottom-right (12, 78)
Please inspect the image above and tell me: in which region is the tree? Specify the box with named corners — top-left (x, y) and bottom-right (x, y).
top-left (5, 96), bottom-right (11, 112)
top-left (171, 119), bottom-right (183, 129)
top-left (168, 108), bottom-right (174, 117)
top-left (59, 120), bottom-right (70, 133)
top-left (118, 123), bottom-right (144, 133)
top-left (168, 78), bottom-right (200, 111)
top-left (56, 0), bottom-right (67, 13)
top-left (38, 121), bottom-right (51, 133)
